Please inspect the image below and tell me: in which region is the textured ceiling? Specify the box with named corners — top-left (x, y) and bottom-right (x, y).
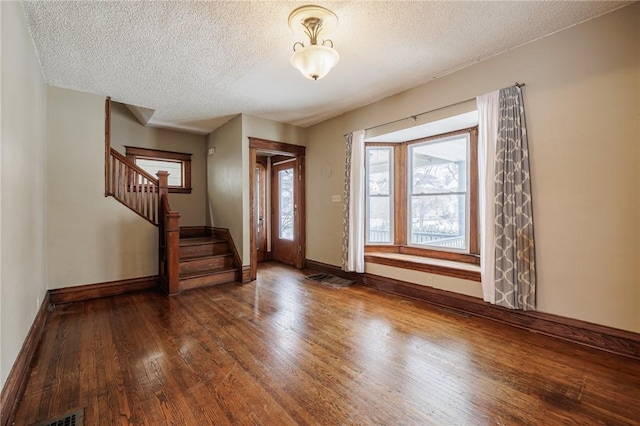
top-left (23, 1), bottom-right (629, 134)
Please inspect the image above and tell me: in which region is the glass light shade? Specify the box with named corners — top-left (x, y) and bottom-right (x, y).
top-left (290, 44), bottom-right (339, 80)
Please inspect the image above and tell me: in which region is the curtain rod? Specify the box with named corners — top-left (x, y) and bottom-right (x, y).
top-left (344, 82), bottom-right (525, 137)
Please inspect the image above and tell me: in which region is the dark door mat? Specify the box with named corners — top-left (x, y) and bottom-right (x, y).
top-left (30, 408), bottom-right (84, 426)
top-left (305, 273), bottom-right (355, 289)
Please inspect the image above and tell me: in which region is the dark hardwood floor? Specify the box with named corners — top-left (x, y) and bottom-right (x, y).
top-left (13, 262), bottom-right (640, 425)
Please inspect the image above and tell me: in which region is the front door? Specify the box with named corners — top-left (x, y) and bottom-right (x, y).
top-left (271, 159), bottom-right (298, 266)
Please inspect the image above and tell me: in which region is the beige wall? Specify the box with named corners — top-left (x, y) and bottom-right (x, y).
top-left (110, 102), bottom-right (208, 226)
top-left (306, 4), bottom-right (640, 332)
top-left (0, 1), bottom-right (48, 389)
top-left (206, 115), bottom-right (244, 259)
top-left (206, 114), bottom-right (307, 265)
top-left (243, 114), bottom-right (307, 147)
top-left (47, 87), bottom-right (158, 289)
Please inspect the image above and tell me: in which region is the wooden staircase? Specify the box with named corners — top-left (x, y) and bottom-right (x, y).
top-left (178, 236), bottom-right (238, 291)
top-left (104, 97), bottom-right (240, 295)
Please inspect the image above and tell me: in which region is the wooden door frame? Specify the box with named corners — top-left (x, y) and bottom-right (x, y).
top-left (255, 159), bottom-right (267, 262)
top-left (249, 138), bottom-right (306, 281)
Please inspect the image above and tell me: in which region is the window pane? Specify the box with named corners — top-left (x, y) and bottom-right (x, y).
top-left (369, 196), bottom-right (391, 243)
top-left (368, 149), bottom-right (391, 195)
top-left (410, 194), bottom-right (466, 250)
top-left (135, 158), bottom-right (183, 187)
top-left (366, 147), bottom-right (393, 243)
top-left (279, 169), bottom-right (294, 240)
top-left (410, 136), bottom-right (467, 195)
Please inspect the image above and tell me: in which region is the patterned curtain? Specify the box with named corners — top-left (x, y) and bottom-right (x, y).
top-left (341, 130), bottom-right (365, 272)
top-left (341, 133), bottom-right (353, 270)
top-left (494, 85), bottom-right (536, 310)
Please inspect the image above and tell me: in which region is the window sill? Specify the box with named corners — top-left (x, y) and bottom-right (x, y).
top-left (364, 252), bottom-right (481, 282)
top-left (169, 187), bottom-right (192, 194)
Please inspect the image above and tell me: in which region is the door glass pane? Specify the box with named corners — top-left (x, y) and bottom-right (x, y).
top-left (278, 168), bottom-right (294, 240)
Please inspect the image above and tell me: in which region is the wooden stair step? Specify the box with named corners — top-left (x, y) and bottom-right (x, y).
top-left (179, 254), bottom-right (234, 275)
top-left (179, 267), bottom-right (237, 291)
top-left (179, 239), bottom-right (229, 259)
top-left (179, 236), bottom-right (226, 247)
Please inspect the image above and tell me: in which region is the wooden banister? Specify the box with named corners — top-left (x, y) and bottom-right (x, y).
top-left (107, 148), bottom-right (160, 225)
top-left (110, 148), bottom-right (160, 183)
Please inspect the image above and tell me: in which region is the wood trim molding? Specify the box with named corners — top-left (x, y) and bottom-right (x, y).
top-left (365, 245), bottom-right (480, 265)
top-left (105, 97), bottom-right (111, 197)
top-left (249, 147), bottom-right (257, 281)
top-left (305, 259), bottom-right (363, 283)
top-left (365, 253), bottom-right (481, 282)
top-left (241, 266), bottom-right (252, 283)
top-left (49, 276), bottom-right (159, 305)
top-left (362, 273), bottom-right (640, 361)
top-left (124, 146), bottom-right (192, 161)
top-left (1, 291), bottom-right (50, 426)
top-left (295, 155), bottom-right (306, 270)
top-left (248, 137), bottom-right (306, 156)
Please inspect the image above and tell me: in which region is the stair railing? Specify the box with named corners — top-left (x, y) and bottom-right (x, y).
top-left (158, 171), bottom-right (181, 295)
top-left (107, 148), bottom-right (161, 224)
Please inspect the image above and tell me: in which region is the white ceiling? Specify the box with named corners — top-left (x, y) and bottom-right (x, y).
top-left (22, 1), bottom-right (629, 135)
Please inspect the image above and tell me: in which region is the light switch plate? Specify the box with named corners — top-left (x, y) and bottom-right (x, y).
top-left (331, 194), bottom-right (342, 203)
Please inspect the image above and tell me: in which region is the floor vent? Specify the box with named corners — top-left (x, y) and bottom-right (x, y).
top-left (31, 408), bottom-right (84, 426)
top-left (304, 273), bottom-right (355, 289)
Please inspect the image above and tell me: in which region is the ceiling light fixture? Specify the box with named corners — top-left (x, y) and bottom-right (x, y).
top-left (288, 5), bottom-right (339, 81)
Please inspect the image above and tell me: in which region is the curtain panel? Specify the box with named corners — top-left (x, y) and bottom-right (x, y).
top-left (477, 85), bottom-right (536, 310)
top-left (476, 91), bottom-right (500, 304)
top-left (342, 130), bottom-right (366, 273)
top-left (494, 85), bottom-right (536, 310)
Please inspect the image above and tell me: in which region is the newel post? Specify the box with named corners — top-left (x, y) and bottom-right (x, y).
top-left (157, 171), bottom-right (169, 202)
top-left (166, 211), bottom-right (181, 295)
top-left (156, 171), bottom-right (180, 295)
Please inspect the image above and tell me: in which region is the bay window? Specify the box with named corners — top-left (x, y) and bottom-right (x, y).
top-left (365, 126), bottom-right (479, 264)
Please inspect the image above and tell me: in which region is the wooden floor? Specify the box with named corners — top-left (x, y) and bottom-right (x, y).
top-left (13, 262), bottom-right (640, 425)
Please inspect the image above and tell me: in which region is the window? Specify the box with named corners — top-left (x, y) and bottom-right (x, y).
top-left (409, 134), bottom-right (469, 250)
top-left (365, 147), bottom-right (393, 244)
top-left (125, 146), bottom-right (192, 194)
top-left (365, 127), bottom-right (479, 264)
